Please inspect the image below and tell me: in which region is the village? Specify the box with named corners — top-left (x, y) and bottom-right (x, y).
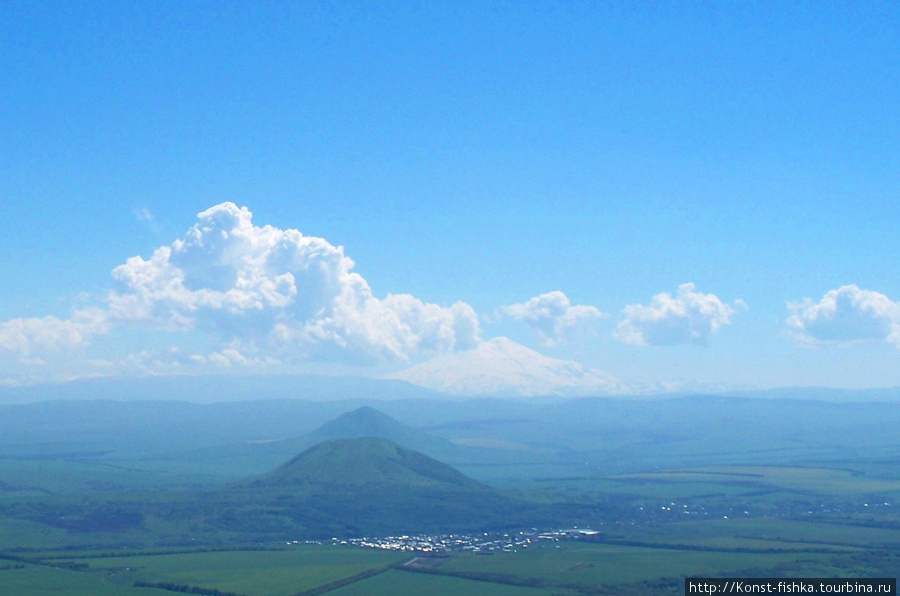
top-left (287, 527), bottom-right (601, 554)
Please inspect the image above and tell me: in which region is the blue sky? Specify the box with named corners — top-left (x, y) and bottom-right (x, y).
top-left (1, 1), bottom-right (899, 391)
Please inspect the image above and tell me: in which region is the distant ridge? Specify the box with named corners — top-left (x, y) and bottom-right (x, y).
top-left (0, 374), bottom-right (448, 405)
top-left (731, 386), bottom-right (900, 402)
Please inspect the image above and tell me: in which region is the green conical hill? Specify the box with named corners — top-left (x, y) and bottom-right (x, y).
top-left (222, 437), bottom-right (536, 537)
top-left (248, 437), bottom-right (481, 489)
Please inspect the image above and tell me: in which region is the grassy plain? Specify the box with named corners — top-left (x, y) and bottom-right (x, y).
top-left (328, 568), bottom-right (577, 596)
top-left (432, 543), bottom-right (821, 585)
top-left (0, 563), bottom-right (172, 596)
top-left (54, 547), bottom-right (406, 596)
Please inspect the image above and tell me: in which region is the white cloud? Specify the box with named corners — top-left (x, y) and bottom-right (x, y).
top-left (116, 345), bottom-right (282, 377)
top-left (107, 202), bottom-right (480, 363)
top-left (133, 206), bottom-right (161, 233)
top-left (0, 202), bottom-right (483, 383)
top-left (198, 348), bottom-right (278, 368)
top-left (133, 206), bottom-right (154, 223)
top-left (500, 291), bottom-right (606, 346)
top-left (787, 285), bottom-right (900, 346)
top-left (616, 283), bottom-right (742, 346)
top-left (0, 308), bottom-right (109, 356)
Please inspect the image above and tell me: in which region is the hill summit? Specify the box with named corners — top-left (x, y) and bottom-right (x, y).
top-left (275, 406), bottom-right (459, 462)
top-left (311, 406), bottom-right (403, 437)
top-left (303, 406), bottom-right (445, 448)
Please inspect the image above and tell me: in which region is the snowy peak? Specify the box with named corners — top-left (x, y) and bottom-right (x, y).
top-left (390, 337), bottom-right (628, 397)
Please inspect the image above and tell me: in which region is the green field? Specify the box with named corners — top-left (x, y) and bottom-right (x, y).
top-left (51, 547), bottom-right (406, 596)
top-left (0, 564), bottom-right (173, 596)
top-left (0, 541), bottom-right (877, 596)
top-left (329, 569), bottom-right (576, 596)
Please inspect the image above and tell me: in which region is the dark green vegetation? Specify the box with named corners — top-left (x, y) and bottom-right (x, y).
top-left (213, 437), bottom-right (554, 538)
top-left (2, 392), bottom-right (900, 595)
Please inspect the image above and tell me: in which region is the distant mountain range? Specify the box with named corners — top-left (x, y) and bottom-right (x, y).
top-left (3, 338), bottom-right (900, 401)
top-left (391, 336), bottom-right (630, 396)
top-left (0, 337), bottom-right (633, 401)
top-left (0, 373), bottom-right (446, 404)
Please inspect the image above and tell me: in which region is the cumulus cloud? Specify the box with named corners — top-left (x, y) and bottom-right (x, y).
top-left (120, 346), bottom-right (279, 373)
top-left (616, 283), bottom-right (742, 347)
top-left (107, 202), bottom-right (480, 363)
top-left (786, 285), bottom-right (900, 346)
top-left (500, 291), bottom-right (607, 346)
top-left (0, 308), bottom-right (109, 357)
top-left (0, 202), bottom-right (482, 381)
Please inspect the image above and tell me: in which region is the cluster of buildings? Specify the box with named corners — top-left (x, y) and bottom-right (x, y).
top-left (285, 528), bottom-right (600, 554)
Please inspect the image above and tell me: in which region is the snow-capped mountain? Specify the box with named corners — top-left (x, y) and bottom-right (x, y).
top-left (390, 337), bottom-right (630, 397)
